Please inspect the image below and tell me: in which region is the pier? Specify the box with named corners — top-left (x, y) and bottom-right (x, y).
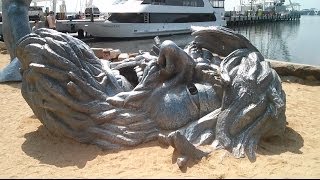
top-left (225, 13), bottom-right (301, 27)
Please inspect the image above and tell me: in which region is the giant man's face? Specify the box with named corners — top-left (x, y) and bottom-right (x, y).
top-left (116, 40), bottom-right (223, 130)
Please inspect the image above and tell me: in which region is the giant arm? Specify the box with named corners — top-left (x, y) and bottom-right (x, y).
top-left (6, 0), bottom-right (286, 168)
top-left (0, 0), bottom-right (32, 82)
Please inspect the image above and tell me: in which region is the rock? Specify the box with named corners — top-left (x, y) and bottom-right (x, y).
top-left (118, 53), bottom-right (129, 61)
top-left (91, 48), bottom-right (104, 59)
top-left (110, 49), bottom-right (121, 60)
top-left (267, 59), bottom-right (320, 81)
top-left (102, 48), bottom-right (112, 60)
top-left (129, 53), bottom-right (140, 58)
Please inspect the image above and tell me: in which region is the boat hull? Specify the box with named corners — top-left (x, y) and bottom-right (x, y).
top-left (82, 21), bottom-right (227, 38)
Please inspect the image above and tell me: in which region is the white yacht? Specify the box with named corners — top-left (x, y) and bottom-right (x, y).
top-left (81, 0), bottom-right (226, 38)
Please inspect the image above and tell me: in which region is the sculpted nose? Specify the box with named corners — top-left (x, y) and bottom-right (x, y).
top-left (157, 40), bottom-right (196, 81)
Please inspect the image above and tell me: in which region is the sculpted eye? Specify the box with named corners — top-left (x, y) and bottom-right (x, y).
top-left (187, 83), bottom-right (198, 95)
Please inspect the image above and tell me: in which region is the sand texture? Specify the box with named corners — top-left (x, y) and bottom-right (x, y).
top-left (0, 53), bottom-right (320, 178)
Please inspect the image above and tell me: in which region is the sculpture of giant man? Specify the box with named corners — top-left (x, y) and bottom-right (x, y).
top-left (2, 0), bottom-right (286, 168)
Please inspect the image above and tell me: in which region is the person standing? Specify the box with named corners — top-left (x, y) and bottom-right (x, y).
top-left (46, 11), bottom-right (56, 30)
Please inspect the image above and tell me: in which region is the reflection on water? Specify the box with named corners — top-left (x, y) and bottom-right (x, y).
top-left (85, 33), bottom-right (194, 53)
top-left (86, 16), bottom-right (320, 66)
top-left (232, 20), bottom-right (300, 63)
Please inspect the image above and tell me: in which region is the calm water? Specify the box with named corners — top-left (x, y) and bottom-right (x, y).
top-left (232, 15), bottom-right (320, 66)
top-left (87, 15), bottom-right (320, 66)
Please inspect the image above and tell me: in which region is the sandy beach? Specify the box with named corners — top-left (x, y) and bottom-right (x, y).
top-left (0, 52), bottom-right (320, 178)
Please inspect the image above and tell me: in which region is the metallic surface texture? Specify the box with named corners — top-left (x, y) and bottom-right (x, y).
top-left (4, 0), bottom-right (287, 168)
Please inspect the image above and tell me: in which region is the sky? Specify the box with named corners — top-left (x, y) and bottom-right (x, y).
top-left (225, 0), bottom-right (320, 10)
top-left (32, 0), bottom-right (320, 13)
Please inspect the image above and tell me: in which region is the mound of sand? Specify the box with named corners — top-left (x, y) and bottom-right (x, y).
top-left (0, 53), bottom-right (319, 178)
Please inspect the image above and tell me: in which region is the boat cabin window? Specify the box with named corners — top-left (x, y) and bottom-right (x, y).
top-left (108, 13), bottom-right (145, 23)
top-left (84, 7), bottom-right (101, 17)
top-left (29, 6), bottom-right (43, 11)
top-left (107, 12), bottom-right (216, 23)
top-left (142, 0), bottom-right (205, 7)
top-left (142, 0), bottom-right (166, 5)
top-left (150, 13), bottom-right (216, 23)
top-left (208, 0), bottom-right (224, 8)
top-left (113, 0), bottom-right (129, 5)
top-left (181, 0), bottom-right (204, 7)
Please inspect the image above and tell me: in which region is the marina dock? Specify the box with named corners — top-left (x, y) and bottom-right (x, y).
top-left (225, 13), bottom-right (301, 27)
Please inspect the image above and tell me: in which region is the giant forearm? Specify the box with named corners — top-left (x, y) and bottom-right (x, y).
top-left (2, 0), bottom-right (32, 60)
